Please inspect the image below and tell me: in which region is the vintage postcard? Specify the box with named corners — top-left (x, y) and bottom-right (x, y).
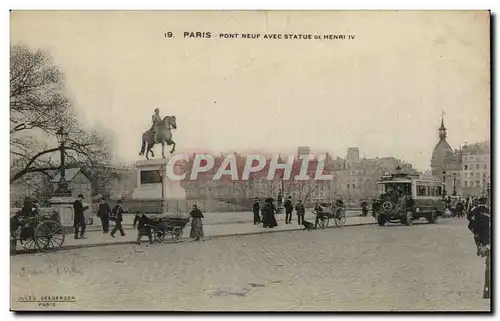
top-left (10, 10), bottom-right (490, 311)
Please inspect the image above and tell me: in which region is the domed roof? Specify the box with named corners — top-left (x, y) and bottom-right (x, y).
top-left (431, 139), bottom-right (453, 168)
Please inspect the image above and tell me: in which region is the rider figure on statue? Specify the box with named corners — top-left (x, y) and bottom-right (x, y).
top-left (151, 108), bottom-right (162, 143)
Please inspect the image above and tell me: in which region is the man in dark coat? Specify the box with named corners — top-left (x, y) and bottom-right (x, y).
top-left (73, 194), bottom-right (89, 239)
top-left (21, 197), bottom-right (34, 218)
top-left (252, 198), bottom-right (261, 225)
top-left (97, 197), bottom-right (111, 233)
top-left (360, 200), bottom-right (368, 217)
top-left (136, 213), bottom-right (154, 244)
top-left (295, 200), bottom-right (305, 225)
top-left (110, 199), bottom-right (126, 237)
top-left (284, 196), bottom-right (293, 224)
top-left (467, 197), bottom-right (490, 299)
top-left (314, 202), bottom-right (324, 229)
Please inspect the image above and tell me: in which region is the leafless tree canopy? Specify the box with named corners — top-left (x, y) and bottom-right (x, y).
top-left (10, 45), bottom-right (112, 184)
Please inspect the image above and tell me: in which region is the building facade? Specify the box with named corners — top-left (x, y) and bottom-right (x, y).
top-left (51, 168), bottom-right (92, 201)
top-left (329, 150), bottom-right (417, 202)
top-left (180, 148), bottom-right (417, 208)
top-left (430, 115), bottom-right (490, 197)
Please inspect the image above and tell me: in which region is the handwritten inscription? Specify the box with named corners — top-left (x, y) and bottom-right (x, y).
top-left (168, 31), bottom-right (355, 40)
top-left (18, 262), bottom-right (83, 277)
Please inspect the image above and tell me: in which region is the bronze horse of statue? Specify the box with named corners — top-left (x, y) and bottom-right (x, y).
top-left (139, 116), bottom-right (177, 159)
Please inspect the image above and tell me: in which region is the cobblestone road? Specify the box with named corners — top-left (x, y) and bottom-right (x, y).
top-left (10, 219), bottom-right (489, 311)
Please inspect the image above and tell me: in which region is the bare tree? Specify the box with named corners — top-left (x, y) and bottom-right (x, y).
top-left (10, 45), bottom-right (112, 184)
top-left (289, 179), bottom-right (320, 204)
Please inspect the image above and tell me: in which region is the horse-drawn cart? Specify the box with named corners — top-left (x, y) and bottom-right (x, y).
top-left (314, 203), bottom-right (347, 229)
top-left (10, 211), bottom-right (65, 253)
top-left (147, 214), bottom-right (190, 243)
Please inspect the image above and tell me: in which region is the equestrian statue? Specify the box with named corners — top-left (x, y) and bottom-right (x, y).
top-left (139, 108), bottom-right (177, 159)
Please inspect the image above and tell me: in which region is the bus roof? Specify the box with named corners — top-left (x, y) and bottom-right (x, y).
top-left (377, 180), bottom-right (412, 184)
top-left (377, 179), bottom-right (444, 185)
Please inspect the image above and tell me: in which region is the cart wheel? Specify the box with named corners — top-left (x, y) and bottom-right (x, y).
top-left (404, 211), bottom-right (413, 226)
top-left (335, 209), bottom-right (346, 227)
top-left (171, 227), bottom-right (181, 243)
top-left (34, 220), bottom-right (65, 252)
top-left (154, 229), bottom-right (165, 243)
top-left (20, 237), bottom-right (38, 252)
top-left (317, 217), bottom-right (325, 229)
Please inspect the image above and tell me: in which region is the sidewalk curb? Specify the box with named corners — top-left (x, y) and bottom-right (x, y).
top-left (13, 221), bottom-right (376, 255)
top-left (206, 221), bottom-right (377, 240)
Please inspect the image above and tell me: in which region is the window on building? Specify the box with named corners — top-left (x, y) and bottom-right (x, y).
top-left (464, 181), bottom-right (469, 187)
top-left (464, 165), bottom-right (468, 170)
top-left (475, 172), bottom-right (480, 178)
top-left (476, 164), bottom-right (480, 170)
top-left (483, 164), bottom-right (488, 169)
top-left (352, 184), bottom-right (356, 189)
top-left (347, 184), bottom-right (350, 189)
top-left (476, 180), bottom-right (480, 187)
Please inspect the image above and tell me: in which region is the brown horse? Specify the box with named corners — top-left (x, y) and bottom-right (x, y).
top-left (139, 116), bottom-right (177, 159)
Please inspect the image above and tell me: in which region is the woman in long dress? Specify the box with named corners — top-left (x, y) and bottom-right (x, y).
top-left (189, 204), bottom-right (204, 241)
top-left (264, 198), bottom-right (278, 228)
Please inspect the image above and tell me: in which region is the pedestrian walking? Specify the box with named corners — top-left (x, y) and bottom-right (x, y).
top-left (133, 211), bottom-right (140, 228)
top-left (189, 204), bottom-right (204, 241)
top-left (136, 213), bottom-right (154, 245)
top-left (110, 199), bottom-right (126, 238)
top-left (97, 197), bottom-right (111, 233)
top-left (252, 197), bottom-right (261, 224)
top-left (295, 200), bottom-right (305, 225)
top-left (313, 202), bottom-right (324, 229)
top-left (73, 194), bottom-right (89, 239)
top-left (284, 196), bottom-right (293, 224)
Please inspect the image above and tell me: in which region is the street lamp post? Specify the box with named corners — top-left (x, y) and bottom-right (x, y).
top-left (25, 176), bottom-right (32, 198)
top-left (54, 127), bottom-right (71, 196)
top-left (452, 173), bottom-right (457, 196)
top-left (441, 170), bottom-right (447, 199)
top-left (482, 173), bottom-right (486, 196)
top-left (159, 165), bottom-right (166, 213)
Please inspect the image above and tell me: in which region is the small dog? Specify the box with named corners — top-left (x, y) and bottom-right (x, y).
top-left (302, 220), bottom-right (314, 231)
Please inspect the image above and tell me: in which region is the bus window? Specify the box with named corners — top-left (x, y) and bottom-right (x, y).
top-left (436, 186), bottom-right (442, 196)
top-left (424, 186), bottom-right (430, 196)
top-left (417, 185), bottom-right (426, 196)
top-left (376, 184), bottom-right (385, 196)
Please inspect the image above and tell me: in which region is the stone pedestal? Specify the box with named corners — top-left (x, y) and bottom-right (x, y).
top-left (49, 196), bottom-right (76, 232)
top-left (132, 158), bottom-right (186, 213)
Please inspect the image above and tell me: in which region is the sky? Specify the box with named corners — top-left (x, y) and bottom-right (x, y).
top-left (10, 11), bottom-right (490, 171)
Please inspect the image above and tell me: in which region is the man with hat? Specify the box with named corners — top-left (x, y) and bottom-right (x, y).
top-left (73, 194), bottom-right (89, 239)
top-left (150, 108), bottom-right (162, 143)
top-left (467, 196), bottom-right (490, 299)
top-left (110, 199), bottom-right (126, 238)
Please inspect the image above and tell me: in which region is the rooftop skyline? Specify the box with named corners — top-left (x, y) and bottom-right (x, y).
top-left (10, 11), bottom-right (490, 171)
